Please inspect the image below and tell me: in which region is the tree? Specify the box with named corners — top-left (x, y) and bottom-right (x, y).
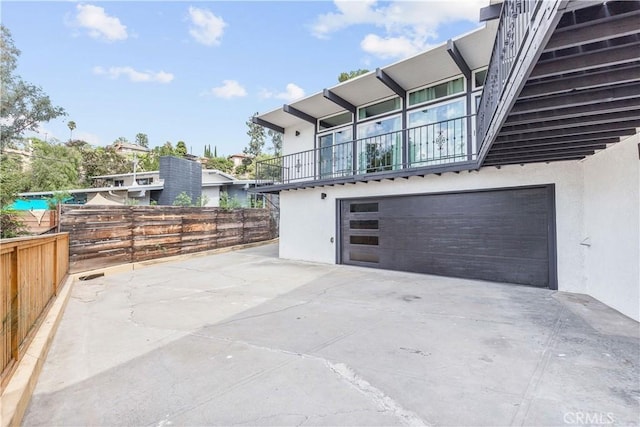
top-left (81, 146), bottom-right (131, 187)
top-left (203, 144), bottom-right (211, 158)
top-left (135, 133), bottom-right (149, 148)
top-left (205, 156), bottom-right (234, 173)
top-left (338, 69), bottom-right (369, 82)
top-left (172, 191), bottom-right (192, 207)
top-left (267, 129), bottom-right (283, 156)
top-left (0, 151), bottom-right (28, 207)
top-left (244, 113), bottom-right (266, 158)
top-left (28, 140), bottom-right (82, 191)
top-left (0, 26), bottom-right (66, 150)
top-left (114, 136), bottom-right (129, 145)
top-left (176, 141), bottom-right (187, 157)
top-left (67, 120), bottom-right (76, 142)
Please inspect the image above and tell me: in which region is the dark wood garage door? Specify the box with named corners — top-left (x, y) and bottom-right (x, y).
top-left (340, 185), bottom-right (557, 288)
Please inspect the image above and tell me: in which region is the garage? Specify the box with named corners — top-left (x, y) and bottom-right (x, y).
top-left (339, 185), bottom-right (557, 288)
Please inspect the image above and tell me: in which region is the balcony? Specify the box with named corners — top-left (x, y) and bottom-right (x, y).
top-left (256, 116), bottom-right (476, 190)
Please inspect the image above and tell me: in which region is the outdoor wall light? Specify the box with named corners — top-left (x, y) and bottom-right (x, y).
top-left (321, 193), bottom-right (327, 199)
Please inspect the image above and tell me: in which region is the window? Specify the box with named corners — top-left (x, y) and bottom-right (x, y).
top-left (357, 115), bottom-right (402, 173)
top-left (114, 179), bottom-right (124, 187)
top-left (474, 69), bottom-right (487, 89)
top-left (319, 112), bottom-right (352, 131)
top-left (358, 97), bottom-right (401, 120)
top-left (136, 178), bottom-right (153, 185)
top-left (407, 98), bottom-right (466, 166)
top-left (408, 77), bottom-right (464, 106)
top-left (318, 127), bottom-right (353, 178)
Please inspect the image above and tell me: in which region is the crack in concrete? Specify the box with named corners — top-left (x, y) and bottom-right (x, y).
top-left (326, 361), bottom-right (429, 427)
top-left (195, 336), bottom-right (428, 427)
top-left (510, 306), bottom-right (566, 426)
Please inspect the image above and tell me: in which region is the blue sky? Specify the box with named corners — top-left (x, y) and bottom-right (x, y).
top-left (3, 1), bottom-right (486, 157)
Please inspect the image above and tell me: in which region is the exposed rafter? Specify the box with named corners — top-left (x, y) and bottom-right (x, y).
top-left (510, 82), bottom-right (640, 114)
top-left (479, 2), bottom-right (502, 22)
top-left (518, 64), bottom-right (640, 99)
top-left (323, 89), bottom-right (356, 113)
top-left (282, 104), bottom-right (316, 125)
top-left (446, 40), bottom-right (471, 80)
top-left (545, 12), bottom-right (640, 51)
top-left (251, 117), bottom-right (285, 134)
top-left (505, 98), bottom-right (640, 126)
top-left (495, 119), bottom-right (640, 143)
top-left (531, 42), bottom-right (640, 79)
top-left (375, 68), bottom-right (406, 98)
top-left (499, 110), bottom-right (640, 136)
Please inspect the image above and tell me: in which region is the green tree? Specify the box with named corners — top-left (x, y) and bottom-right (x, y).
top-left (28, 140), bottom-right (82, 191)
top-left (267, 129), bottom-right (283, 156)
top-left (135, 133), bottom-right (149, 148)
top-left (81, 146), bottom-right (131, 187)
top-left (176, 140), bottom-right (187, 157)
top-left (244, 113), bottom-right (266, 158)
top-left (338, 69), bottom-right (369, 82)
top-left (203, 144), bottom-right (211, 158)
top-left (114, 136), bottom-right (129, 145)
top-left (67, 120), bottom-right (76, 142)
top-left (172, 191), bottom-right (192, 207)
top-left (0, 151), bottom-right (29, 207)
top-left (0, 26), bottom-right (66, 150)
top-left (205, 156), bottom-right (234, 173)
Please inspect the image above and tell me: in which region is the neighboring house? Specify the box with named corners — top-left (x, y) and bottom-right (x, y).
top-left (111, 141), bottom-right (150, 156)
top-left (229, 153), bottom-right (250, 169)
top-left (253, 1), bottom-right (640, 321)
top-left (18, 156), bottom-right (261, 207)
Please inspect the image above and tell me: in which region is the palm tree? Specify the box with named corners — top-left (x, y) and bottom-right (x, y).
top-left (67, 121), bottom-right (76, 142)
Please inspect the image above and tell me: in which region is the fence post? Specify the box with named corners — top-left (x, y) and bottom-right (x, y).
top-left (53, 236), bottom-right (59, 296)
top-left (9, 247), bottom-right (19, 365)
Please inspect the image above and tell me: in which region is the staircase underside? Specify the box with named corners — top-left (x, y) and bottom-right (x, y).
top-left (483, 1), bottom-right (640, 166)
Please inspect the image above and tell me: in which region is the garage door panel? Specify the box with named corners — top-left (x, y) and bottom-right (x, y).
top-left (380, 250), bottom-right (548, 285)
top-left (340, 186), bottom-right (555, 288)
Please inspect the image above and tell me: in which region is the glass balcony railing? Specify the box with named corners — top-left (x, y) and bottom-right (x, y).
top-left (256, 116), bottom-right (475, 187)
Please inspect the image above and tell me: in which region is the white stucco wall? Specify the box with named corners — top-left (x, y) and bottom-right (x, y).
top-left (582, 133), bottom-right (639, 321)
top-left (202, 187), bottom-right (220, 207)
top-left (283, 123), bottom-right (315, 155)
top-left (280, 160), bottom-right (586, 293)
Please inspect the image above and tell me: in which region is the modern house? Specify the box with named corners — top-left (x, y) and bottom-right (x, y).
top-left (18, 156), bottom-right (261, 208)
top-left (253, 0), bottom-right (640, 321)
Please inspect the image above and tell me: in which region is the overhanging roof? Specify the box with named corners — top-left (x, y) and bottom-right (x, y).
top-left (257, 20), bottom-right (498, 131)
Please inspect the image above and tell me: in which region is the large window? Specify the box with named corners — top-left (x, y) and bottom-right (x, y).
top-left (319, 127), bottom-right (353, 178)
top-left (407, 99), bottom-right (466, 166)
top-left (409, 77), bottom-right (464, 106)
top-left (357, 115), bottom-right (402, 173)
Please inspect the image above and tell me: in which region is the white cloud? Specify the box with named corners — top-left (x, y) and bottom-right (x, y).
top-left (312, 0), bottom-right (486, 59)
top-left (209, 80), bottom-right (247, 99)
top-left (75, 4), bottom-right (128, 42)
top-left (260, 83), bottom-right (305, 103)
top-left (361, 34), bottom-right (433, 59)
top-left (188, 6), bottom-right (226, 46)
top-left (93, 66), bottom-right (174, 83)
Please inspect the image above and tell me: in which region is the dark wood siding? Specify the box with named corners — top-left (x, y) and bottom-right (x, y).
top-left (340, 186), bottom-right (556, 288)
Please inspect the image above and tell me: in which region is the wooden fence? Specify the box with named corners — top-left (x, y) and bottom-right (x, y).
top-left (1, 233), bottom-right (69, 389)
top-left (60, 205), bottom-right (278, 273)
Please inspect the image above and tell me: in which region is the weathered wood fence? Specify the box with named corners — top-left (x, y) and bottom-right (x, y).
top-left (1, 233), bottom-right (69, 389)
top-left (60, 205), bottom-right (278, 273)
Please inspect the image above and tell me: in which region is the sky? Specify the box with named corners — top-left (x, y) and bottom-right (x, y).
top-left (2, 1), bottom-right (488, 157)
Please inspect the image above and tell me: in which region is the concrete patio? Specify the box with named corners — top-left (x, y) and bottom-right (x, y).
top-left (23, 243), bottom-right (639, 426)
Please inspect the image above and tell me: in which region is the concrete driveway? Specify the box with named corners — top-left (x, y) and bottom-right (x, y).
top-left (24, 243), bottom-right (639, 426)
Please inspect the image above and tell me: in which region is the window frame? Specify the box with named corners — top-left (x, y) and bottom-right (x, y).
top-left (407, 75), bottom-right (466, 109)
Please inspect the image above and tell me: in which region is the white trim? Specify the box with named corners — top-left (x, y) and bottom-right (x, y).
top-left (407, 75), bottom-right (466, 109)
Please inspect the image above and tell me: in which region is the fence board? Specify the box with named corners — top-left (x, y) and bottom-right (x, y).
top-left (0, 233), bottom-right (69, 390)
top-left (60, 205), bottom-right (277, 272)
